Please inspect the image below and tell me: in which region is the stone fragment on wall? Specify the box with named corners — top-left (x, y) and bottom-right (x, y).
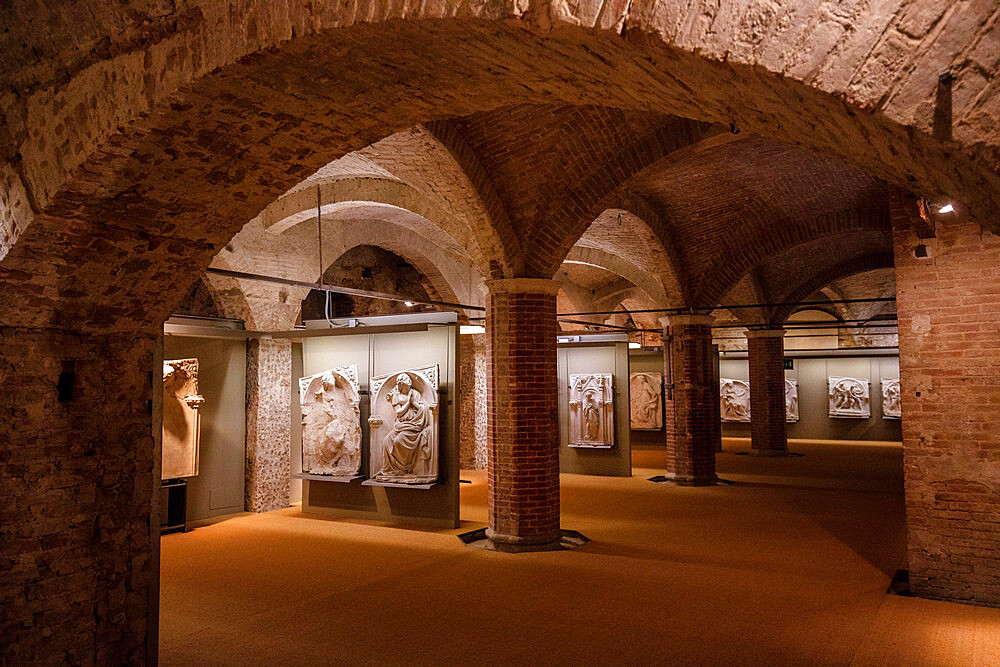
top-left (720, 378), bottom-right (751, 422)
top-left (368, 365), bottom-right (439, 483)
top-left (245, 338), bottom-right (292, 512)
top-left (881, 377), bottom-right (901, 419)
top-left (569, 373), bottom-right (614, 448)
top-left (162, 358), bottom-right (204, 479)
top-left (630, 372), bottom-right (662, 430)
top-left (459, 334), bottom-right (488, 469)
top-left (785, 379), bottom-right (799, 423)
top-left (299, 365), bottom-right (362, 476)
top-left (828, 376), bottom-right (870, 418)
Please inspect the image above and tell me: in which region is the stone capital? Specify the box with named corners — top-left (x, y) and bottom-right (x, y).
top-left (744, 327), bottom-right (785, 339)
top-left (485, 278), bottom-right (561, 296)
top-left (661, 313), bottom-right (714, 329)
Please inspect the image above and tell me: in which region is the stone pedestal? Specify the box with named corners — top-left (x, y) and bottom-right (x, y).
top-left (484, 278), bottom-right (562, 549)
top-left (660, 314), bottom-right (719, 485)
top-left (746, 328), bottom-right (789, 456)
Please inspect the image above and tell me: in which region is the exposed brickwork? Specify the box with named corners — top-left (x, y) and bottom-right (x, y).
top-left (892, 211), bottom-right (1000, 607)
top-left (662, 315), bottom-right (718, 484)
top-left (245, 338), bottom-right (292, 513)
top-left (746, 329), bottom-right (788, 455)
top-left (485, 279), bottom-right (561, 546)
top-left (0, 328), bottom-right (157, 663)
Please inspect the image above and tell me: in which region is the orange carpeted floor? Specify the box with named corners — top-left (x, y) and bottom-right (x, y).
top-left (160, 439), bottom-right (1000, 665)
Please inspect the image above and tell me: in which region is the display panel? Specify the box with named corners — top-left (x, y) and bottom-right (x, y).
top-left (162, 358), bottom-right (204, 480)
top-left (299, 364), bottom-right (362, 476)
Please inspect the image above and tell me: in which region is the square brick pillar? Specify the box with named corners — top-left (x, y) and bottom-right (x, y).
top-left (485, 278), bottom-right (562, 549)
top-left (746, 328), bottom-right (789, 456)
top-left (660, 314), bottom-right (719, 485)
top-left (245, 338), bottom-right (292, 513)
top-left (892, 211), bottom-right (1000, 607)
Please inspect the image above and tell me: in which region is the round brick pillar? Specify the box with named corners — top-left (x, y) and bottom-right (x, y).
top-left (484, 278), bottom-right (562, 548)
top-left (746, 328), bottom-right (789, 456)
top-left (660, 314), bottom-right (719, 485)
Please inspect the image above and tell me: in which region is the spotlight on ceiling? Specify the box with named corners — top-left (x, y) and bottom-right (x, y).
top-left (460, 325), bottom-right (486, 335)
top-left (938, 203), bottom-right (955, 214)
top-left (403, 301), bottom-right (415, 307)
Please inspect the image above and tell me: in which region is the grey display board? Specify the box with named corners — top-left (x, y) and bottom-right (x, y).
top-left (557, 342), bottom-right (632, 477)
top-left (163, 336), bottom-right (247, 522)
top-left (720, 355), bottom-right (902, 442)
top-left (298, 323), bottom-right (459, 528)
top-left (628, 351), bottom-right (666, 449)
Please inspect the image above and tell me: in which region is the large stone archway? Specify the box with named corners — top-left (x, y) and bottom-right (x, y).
top-left (2, 3), bottom-right (1000, 661)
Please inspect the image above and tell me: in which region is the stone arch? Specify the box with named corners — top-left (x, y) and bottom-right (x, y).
top-left (565, 246), bottom-right (667, 306)
top-left (2, 7), bottom-right (998, 331)
top-left (772, 252), bottom-right (896, 325)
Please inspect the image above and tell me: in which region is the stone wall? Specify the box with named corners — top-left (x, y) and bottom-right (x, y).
top-left (893, 214), bottom-right (1000, 606)
top-left (459, 333), bottom-right (488, 469)
top-left (0, 328), bottom-right (157, 663)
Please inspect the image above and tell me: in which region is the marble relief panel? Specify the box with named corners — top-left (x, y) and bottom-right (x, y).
top-left (828, 377), bottom-right (871, 418)
top-left (881, 378), bottom-right (901, 419)
top-left (569, 373), bottom-right (615, 447)
top-left (299, 364), bottom-right (362, 476)
top-left (785, 379), bottom-right (799, 423)
top-left (720, 378), bottom-right (751, 422)
top-left (369, 365), bottom-right (439, 484)
top-left (630, 372), bottom-right (662, 430)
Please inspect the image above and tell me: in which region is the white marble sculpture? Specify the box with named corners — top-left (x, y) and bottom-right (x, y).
top-left (569, 373), bottom-right (615, 447)
top-left (299, 365), bottom-right (362, 476)
top-left (630, 372), bottom-right (662, 430)
top-left (828, 376), bottom-right (871, 418)
top-left (162, 358), bottom-right (204, 480)
top-left (720, 378), bottom-right (751, 422)
top-left (785, 379), bottom-right (799, 423)
top-left (368, 365), bottom-right (439, 484)
top-left (881, 378), bottom-right (901, 419)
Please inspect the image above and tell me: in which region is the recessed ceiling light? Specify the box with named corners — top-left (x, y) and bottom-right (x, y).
top-left (938, 203), bottom-right (955, 214)
top-left (459, 325), bottom-right (485, 335)
top-left (628, 342), bottom-right (641, 349)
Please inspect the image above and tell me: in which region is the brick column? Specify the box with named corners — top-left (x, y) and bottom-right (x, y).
top-left (892, 208), bottom-right (1000, 606)
top-left (746, 328), bottom-right (789, 456)
top-left (245, 338), bottom-right (292, 513)
top-left (660, 314), bottom-right (719, 485)
top-left (485, 278), bottom-right (561, 549)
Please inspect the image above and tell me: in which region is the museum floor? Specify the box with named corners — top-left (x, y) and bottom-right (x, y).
top-left (159, 439), bottom-right (1000, 665)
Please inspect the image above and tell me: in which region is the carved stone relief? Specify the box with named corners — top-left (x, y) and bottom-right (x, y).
top-left (629, 372), bottom-right (662, 430)
top-left (368, 365), bottom-right (439, 484)
top-left (785, 379), bottom-right (799, 423)
top-left (162, 358), bottom-right (204, 480)
top-left (828, 377), bottom-right (871, 418)
top-left (720, 378), bottom-right (751, 422)
top-left (569, 373), bottom-right (615, 448)
top-left (881, 378), bottom-right (901, 419)
top-left (299, 365), bottom-right (362, 476)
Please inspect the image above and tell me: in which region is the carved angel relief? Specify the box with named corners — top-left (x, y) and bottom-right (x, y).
top-left (162, 359), bottom-right (204, 480)
top-left (881, 378), bottom-right (901, 419)
top-left (368, 365), bottom-right (439, 484)
top-left (569, 374), bottom-right (615, 447)
top-left (299, 365), bottom-right (362, 476)
top-left (785, 379), bottom-right (799, 423)
top-left (828, 377), bottom-right (871, 418)
top-left (629, 372), bottom-right (662, 430)
top-left (720, 378), bottom-right (751, 422)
